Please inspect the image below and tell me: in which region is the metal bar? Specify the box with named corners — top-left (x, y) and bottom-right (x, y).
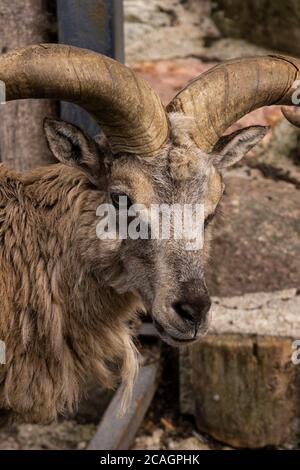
top-left (57, 0), bottom-right (124, 136)
top-left (112, 0), bottom-right (125, 64)
top-left (87, 360), bottom-right (160, 450)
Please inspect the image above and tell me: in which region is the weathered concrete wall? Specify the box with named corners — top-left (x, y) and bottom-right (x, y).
top-left (212, 0), bottom-right (300, 57)
top-left (0, 0), bottom-right (57, 170)
top-left (181, 289), bottom-right (300, 448)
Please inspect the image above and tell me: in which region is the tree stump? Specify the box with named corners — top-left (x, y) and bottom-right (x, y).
top-left (180, 289), bottom-right (300, 448)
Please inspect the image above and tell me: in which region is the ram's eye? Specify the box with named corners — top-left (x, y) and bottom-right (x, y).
top-left (204, 212), bottom-right (215, 228)
top-left (110, 192), bottom-right (133, 210)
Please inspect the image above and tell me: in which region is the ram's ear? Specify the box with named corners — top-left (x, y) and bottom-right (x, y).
top-left (211, 125), bottom-right (269, 169)
top-left (43, 118), bottom-right (104, 185)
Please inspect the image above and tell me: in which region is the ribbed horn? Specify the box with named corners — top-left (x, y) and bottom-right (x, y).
top-left (167, 55), bottom-right (300, 151)
top-left (0, 44), bottom-right (169, 156)
top-left (282, 105), bottom-right (300, 128)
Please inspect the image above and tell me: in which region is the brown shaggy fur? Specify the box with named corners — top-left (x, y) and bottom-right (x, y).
top-left (0, 163), bottom-right (139, 422)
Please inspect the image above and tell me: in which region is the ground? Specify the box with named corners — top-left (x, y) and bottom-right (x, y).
top-left (1, 33), bottom-right (300, 450)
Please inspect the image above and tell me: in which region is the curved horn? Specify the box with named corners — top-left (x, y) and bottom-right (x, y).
top-left (167, 55), bottom-right (300, 151)
top-left (0, 44), bottom-right (169, 156)
top-left (282, 105), bottom-right (300, 128)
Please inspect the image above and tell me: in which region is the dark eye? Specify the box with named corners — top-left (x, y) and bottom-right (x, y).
top-left (110, 192), bottom-right (133, 210)
top-left (204, 212), bottom-right (215, 228)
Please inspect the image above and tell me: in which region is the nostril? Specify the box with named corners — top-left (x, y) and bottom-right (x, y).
top-left (172, 302), bottom-right (196, 323)
top-left (172, 297), bottom-right (212, 324)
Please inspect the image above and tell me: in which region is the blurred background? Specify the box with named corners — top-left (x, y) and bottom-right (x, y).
top-left (0, 0), bottom-right (300, 450)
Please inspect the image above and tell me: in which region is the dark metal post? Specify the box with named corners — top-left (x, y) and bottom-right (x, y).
top-left (57, 0), bottom-right (124, 136)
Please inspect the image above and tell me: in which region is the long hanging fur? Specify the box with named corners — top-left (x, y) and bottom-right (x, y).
top-left (0, 163), bottom-right (140, 422)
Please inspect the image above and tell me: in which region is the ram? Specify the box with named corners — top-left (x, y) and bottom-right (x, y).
top-left (0, 45), bottom-right (299, 422)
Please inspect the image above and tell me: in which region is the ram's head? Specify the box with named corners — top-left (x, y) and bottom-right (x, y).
top-left (1, 45), bottom-right (299, 345)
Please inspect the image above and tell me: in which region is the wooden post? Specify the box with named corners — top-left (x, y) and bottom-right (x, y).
top-left (57, 0), bottom-right (124, 137)
top-left (0, 0), bottom-right (58, 170)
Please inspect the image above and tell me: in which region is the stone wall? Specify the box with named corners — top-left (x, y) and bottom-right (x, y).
top-left (125, 0), bottom-right (300, 63)
top-left (212, 0), bottom-right (300, 57)
top-left (124, 0), bottom-right (219, 63)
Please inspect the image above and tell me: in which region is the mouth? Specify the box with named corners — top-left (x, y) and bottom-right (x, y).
top-left (153, 319), bottom-right (199, 347)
